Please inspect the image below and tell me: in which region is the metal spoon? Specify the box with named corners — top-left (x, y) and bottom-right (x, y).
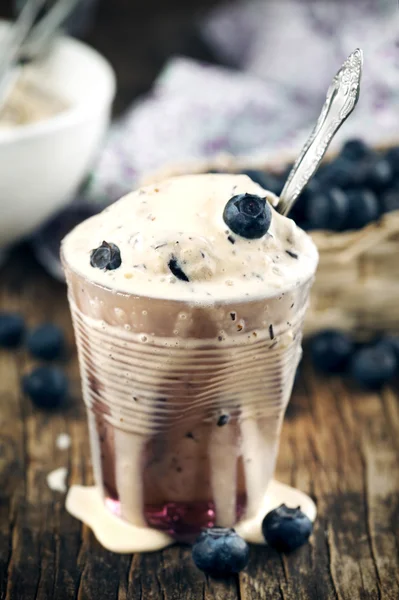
top-left (0, 0), bottom-right (46, 107)
top-left (277, 48), bottom-right (363, 217)
top-left (0, 0), bottom-right (81, 112)
top-left (18, 0), bottom-right (81, 63)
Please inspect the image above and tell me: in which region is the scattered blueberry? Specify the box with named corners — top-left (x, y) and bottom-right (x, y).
top-left (339, 139), bottom-right (372, 162)
top-left (26, 323), bottom-right (65, 360)
top-left (380, 185), bottom-right (399, 215)
top-left (90, 241), bottom-right (121, 270)
top-left (344, 189), bottom-right (380, 230)
top-left (168, 256), bottom-right (189, 281)
top-left (350, 344), bottom-right (397, 391)
top-left (22, 366), bottom-right (69, 409)
top-left (192, 528), bottom-right (249, 576)
top-left (242, 169), bottom-right (284, 196)
top-left (379, 335), bottom-right (399, 362)
top-left (306, 188), bottom-right (349, 231)
top-left (262, 504), bottom-right (313, 552)
top-left (0, 313), bottom-right (25, 348)
top-left (223, 193), bottom-right (272, 239)
top-left (310, 330), bottom-right (354, 374)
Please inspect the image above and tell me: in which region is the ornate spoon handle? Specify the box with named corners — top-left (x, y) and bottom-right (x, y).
top-left (277, 48), bottom-right (363, 216)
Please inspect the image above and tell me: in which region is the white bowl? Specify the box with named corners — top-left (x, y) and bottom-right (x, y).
top-left (0, 21), bottom-right (116, 249)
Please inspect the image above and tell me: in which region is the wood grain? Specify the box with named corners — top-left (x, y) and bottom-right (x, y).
top-left (1, 247), bottom-right (398, 600)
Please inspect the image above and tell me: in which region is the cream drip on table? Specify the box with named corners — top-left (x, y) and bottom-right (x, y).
top-left (47, 467), bottom-right (68, 493)
top-left (66, 480), bottom-right (316, 553)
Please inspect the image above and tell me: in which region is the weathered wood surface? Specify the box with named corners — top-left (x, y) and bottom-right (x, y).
top-left (1, 248), bottom-right (399, 600)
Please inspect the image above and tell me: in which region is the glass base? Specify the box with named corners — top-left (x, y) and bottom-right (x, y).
top-left (105, 495), bottom-right (247, 543)
top-left (66, 481), bottom-right (317, 553)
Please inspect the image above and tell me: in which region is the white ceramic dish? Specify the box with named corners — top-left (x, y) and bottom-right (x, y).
top-left (0, 21), bottom-right (116, 250)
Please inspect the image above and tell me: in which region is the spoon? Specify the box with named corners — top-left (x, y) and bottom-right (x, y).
top-left (18, 0), bottom-right (81, 63)
top-left (277, 48), bottom-right (363, 217)
top-left (0, 0), bottom-right (46, 108)
top-left (0, 0), bottom-right (81, 112)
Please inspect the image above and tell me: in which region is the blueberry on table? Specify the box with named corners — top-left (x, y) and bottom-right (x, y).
top-left (262, 504), bottom-right (313, 552)
top-left (344, 189), bottom-right (380, 230)
top-left (306, 188), bottom-right (349, 231)
top-left (22, 366), bottom-right (69, 409)
top-left (223, 193), bottom-right (272, 239)
top-left (339, 138), bottom-right (372, 162)
top-left (192, 528), bottom-right (249, 576)
top-left (26, 323), bottom-right (65, 360)
top-left (379, 335), bottom-right (399, 362)
top-left (350, 344), bottom-right (397, 391)
top-left (0, 313), bottom-right (25, 348)
top-left (90, 241), bottom-right (121, 270)
top-left (310, 330), bottom-right (354, 374)
top-left (242, 169), bottom-right (284, 196)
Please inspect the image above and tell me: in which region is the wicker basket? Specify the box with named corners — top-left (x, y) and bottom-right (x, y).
top-left (142, 153), bottom-right (399, 338)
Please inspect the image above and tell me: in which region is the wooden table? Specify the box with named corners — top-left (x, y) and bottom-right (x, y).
top-left (1, 248), bottom-right (399, 600)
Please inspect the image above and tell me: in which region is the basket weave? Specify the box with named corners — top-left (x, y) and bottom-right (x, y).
top-left (142, 153), bottom-right (399, 338)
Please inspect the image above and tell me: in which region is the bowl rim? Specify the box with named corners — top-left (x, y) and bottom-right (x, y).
top-left (0, 21), bottom-right (116, 146)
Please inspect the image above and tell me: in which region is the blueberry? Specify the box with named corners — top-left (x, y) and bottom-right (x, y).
top-left (26, 323), bottom-right (65, 360)
top-left (385, 146), bottom-right (399, 178)
top-left (262, 504), bottom-right (313, 553)
top-left (379, 335), bottom-right (399, 362)
top-left (223, 193), bottom-right (272, 239)
top-left (306, 188), bottom-right (349, 231)
top-left (310, 330), bottom-right (354, 374)
top-left (350, 344), bottom-right (397, 390)
top-left (22, 366), bottom-right (69, 409)
top-left (290, 179), bottom-right (320, 228)
top-left (0, 313), bottom-right (25, 348)
top-left (344, 189), bottom-right (380, 230)
top-left (192, 527), bottom-right (249, 576)
top-left (90, 241), bottom-right (121, 270)
top-left (317, 158), bottom-right (356, 189)
top-left (339, 139), bottom-right (371, 162)
top-left (364, 157), bottom-right (393, 192)
top-left (242, 170), bottom-right (284, 196)
top-left (380, 185), bottom-right (399, 215)
top-left (168, 256), bottom-right (189, 281)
